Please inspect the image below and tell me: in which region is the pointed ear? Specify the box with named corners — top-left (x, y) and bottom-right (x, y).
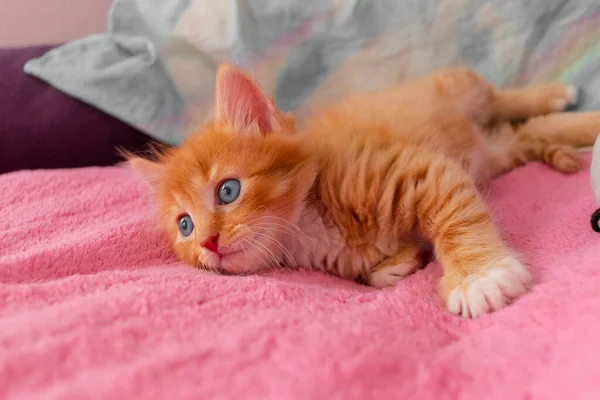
top-left (127, 156), bottom-right (164, 187)
top-left (215, 64), bottom-right (280, 135)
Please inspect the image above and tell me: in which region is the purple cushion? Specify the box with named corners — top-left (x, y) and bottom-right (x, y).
top-left (0, 45), bottom-right (156, 174)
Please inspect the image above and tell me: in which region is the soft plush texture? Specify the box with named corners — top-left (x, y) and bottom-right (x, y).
top-left (0, 45), bottom-right (154, 174)
top-left (23, 0), bottom-right (600, 145)
top-left (1, 153), bottom-right (599, 399)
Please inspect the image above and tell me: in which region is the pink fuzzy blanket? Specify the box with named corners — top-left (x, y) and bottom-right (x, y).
top-left (1, 155), bottom-right (599, 400)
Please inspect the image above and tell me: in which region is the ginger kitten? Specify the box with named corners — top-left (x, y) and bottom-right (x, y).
top-left (129, 64), bottom-right (600, 318)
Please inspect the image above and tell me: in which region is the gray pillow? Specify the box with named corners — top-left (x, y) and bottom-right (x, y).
top-left (24, 0), bottom-right (600, 145)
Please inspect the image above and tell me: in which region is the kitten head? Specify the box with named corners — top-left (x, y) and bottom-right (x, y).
top-left (129, 64), bottom-right (317, 274)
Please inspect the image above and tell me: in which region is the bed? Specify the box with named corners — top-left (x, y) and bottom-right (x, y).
top-left (2, 1), bottom-right (600, 399)
top-left (1, 155), bottom-right (599, 399)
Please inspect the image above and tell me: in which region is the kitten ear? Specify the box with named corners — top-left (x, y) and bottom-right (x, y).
top-left (127, 156), bottom-right (164, 187)
top-left (215, 64), bottom-right (280, 135)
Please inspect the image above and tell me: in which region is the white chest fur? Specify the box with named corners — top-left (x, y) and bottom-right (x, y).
top-left (284, 205), bottom-right (384, 280)
top-left (286, 206), bottom-right (342, 270)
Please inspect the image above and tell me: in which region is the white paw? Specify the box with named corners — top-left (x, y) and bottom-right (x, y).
top-left (566, 85), bottom-right (579, 105)
top-left (551, 98), bottom-right (568, 111)
top-left (445, 257), bottom-right (532, 318)
top-left (552, 85), bottom-right (580, 111)
top-left (367, 262), bottom-right (419, 288)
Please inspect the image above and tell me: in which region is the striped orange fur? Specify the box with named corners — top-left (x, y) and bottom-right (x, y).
top-left (130, 65), bottom-right (600, 317)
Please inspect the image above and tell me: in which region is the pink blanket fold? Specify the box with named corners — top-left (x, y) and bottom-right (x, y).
top-left (1, 155), bottom-right (599, 400)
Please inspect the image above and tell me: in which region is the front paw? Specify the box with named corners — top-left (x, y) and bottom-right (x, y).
top-left (441, 256), bottom-right (533, 318)
top-left (367, 261), bottom-right (420, 288)
top-left (366, 246), bottom-right (425, 288)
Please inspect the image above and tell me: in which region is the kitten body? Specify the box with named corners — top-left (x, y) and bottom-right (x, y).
top-left (130, 65), bottom-right (600, 317)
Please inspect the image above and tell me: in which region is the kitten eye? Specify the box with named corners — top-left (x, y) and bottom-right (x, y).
top-left (178, 215), bottom-right (194, 237)
top-left (218, 179), bottom-right (241, 205)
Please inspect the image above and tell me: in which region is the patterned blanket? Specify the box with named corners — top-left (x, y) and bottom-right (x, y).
top-left (24, 0), bottom-right (600, 145)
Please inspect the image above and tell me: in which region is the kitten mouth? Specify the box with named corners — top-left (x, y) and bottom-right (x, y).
top-left (218, 249), bottom-right (243, 260)
top-left (214, 249), bottom-right (246, 275)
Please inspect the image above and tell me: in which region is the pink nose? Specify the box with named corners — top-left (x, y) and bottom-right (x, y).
top-left (201, 234), bottom-right (220, 253)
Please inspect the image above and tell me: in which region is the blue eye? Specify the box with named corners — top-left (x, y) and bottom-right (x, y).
top-left (178, 215), bottom-right (194, 237)
top-left (218, 179), bottom-right (241, 205)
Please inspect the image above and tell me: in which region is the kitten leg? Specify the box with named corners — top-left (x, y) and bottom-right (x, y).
top-left (516, 111), bottom-right (600, 148)
top-left (491, 139), bottom-right (582, 176)
top-left (488, 112), bottom-right (600, 177)
top-left (425, 69), bottom-right (579, 124)
top-left (495, 84), bottom-right (580, 121)
top-left (367, 246), bottom-right (422, 288)
top-left (413, 158), bottom-right (532, 317)
top-left (426, 68), bottom-right (496, 125)
top-left (513, 112), bottom-right (600, 172)
top-left (487, 122), bottom-right (584, 176)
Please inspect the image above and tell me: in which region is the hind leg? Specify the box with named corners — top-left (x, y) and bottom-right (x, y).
top-left (507, 112), bottom-right (600, 173)
top-left (426, 68), bottom-right (496, 125)
top-left (426, 69), bottom-right (580, 125)
top-left (517, 111), bottom-right (600, 147)
top-left (500, 137), bottom-right (584, 175)
top-left (487, 123), bottom-right (582, 177)
top-left (494, 84), bottom-right (580, 121)
top-left (487, 113), bottom-right (600, 177)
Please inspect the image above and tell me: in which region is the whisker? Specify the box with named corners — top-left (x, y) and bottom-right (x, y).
top-left (240, 212), bottom-right (309, 273)
top-left (255, 237), bottom-right (290, 271)
top-left (254, 231), bottom-right (296, 268)
top-left (242, 240), bottom-right (249, 270)
top-left (244, 241), bottom-right (272, 272)
top-left (246, 237), bottom-right (282, 271)
top-left (197, 256), bottom-right (221, 275)
top-left (251, 215), bottom-right (307, 232)
top-left (262, 219), bottom-right (313, 245)
top-left (252, 222), bottom-right (311, 247)
top-left (243, 238), bottom-right (278, 271)
top-left (242, 206), bottom-right (268, 226)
